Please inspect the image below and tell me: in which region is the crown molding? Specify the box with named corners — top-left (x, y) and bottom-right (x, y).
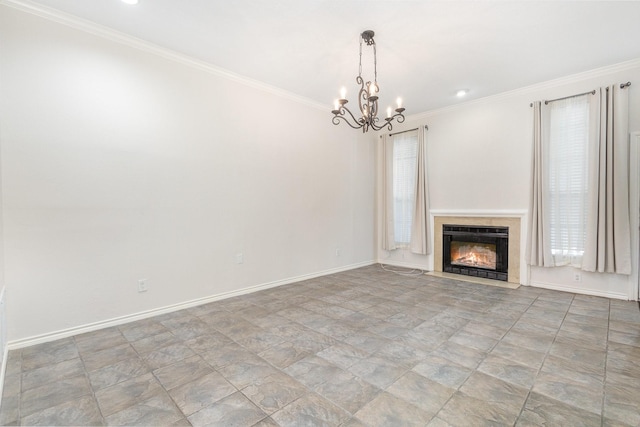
top-left (407, 57), bottom-right (640, 122)
top-left (0, 0), bottom-right (328, 111)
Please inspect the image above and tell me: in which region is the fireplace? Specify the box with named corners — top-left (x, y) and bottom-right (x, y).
top-left (442, 224), bottom-right (508, 282)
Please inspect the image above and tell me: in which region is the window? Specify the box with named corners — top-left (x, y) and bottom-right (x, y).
top-left (392, 130), bottom-right (418, 246)
top-left (546, 95), bottom-right (590, 265)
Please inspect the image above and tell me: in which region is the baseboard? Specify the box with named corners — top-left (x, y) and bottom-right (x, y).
top-left (7, 260), bottom-right (375, 350)
top-left (530, 280), bottom-right (629, 300)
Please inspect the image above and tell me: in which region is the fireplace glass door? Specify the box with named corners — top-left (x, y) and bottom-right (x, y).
top-left (443, 225), bottom-right (508, 281)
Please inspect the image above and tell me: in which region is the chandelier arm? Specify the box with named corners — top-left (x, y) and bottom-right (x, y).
top-left (332, 113), bottom-right (364, 130)
top-left (341, 104), bottom-right (367, 127)
top-left (331, 105), bottom-right (364, 129)
top-left (370, 117), bottom-right (390, 132)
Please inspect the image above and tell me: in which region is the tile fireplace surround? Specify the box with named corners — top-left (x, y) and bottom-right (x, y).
top-left (433, 215), bottom-right (522, 285)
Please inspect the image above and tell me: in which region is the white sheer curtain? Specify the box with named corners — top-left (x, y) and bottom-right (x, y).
top-left (392, 131), bottom-right (418, 246)
top-left (381, 127), bottom-right (430, 253)
top-left (583, 85), bottom-right (631, 274)
top-left (546, 94), bottom-right (591, 267)
top-left (381, 133), bottom-right (396, 251)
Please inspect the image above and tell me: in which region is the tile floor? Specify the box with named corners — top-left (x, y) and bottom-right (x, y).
top-left (1, 264), bottom-right (639, 426)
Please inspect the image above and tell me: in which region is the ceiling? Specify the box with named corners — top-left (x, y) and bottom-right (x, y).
top-left (13, 0), bottom-right (640, 113)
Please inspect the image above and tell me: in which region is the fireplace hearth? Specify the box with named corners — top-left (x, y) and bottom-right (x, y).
top-left (442, 224), bottom-right (508, 282)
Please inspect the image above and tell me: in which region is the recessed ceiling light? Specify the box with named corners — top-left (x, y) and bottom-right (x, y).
top-left (121, 0), bottom-right (138, 5)
top-left (456, 89), bottom-right (468, 97)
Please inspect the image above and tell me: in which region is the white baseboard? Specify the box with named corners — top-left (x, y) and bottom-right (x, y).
top-left (530, 280), bottom-right (629, 300)
top-left (7, 260), bottom-right (374, 350)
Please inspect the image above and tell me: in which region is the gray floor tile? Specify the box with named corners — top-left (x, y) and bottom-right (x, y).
top-left (218, 355), bottom-right (280, 390)
top-left (490, 340), bottom-right (547, 370)
top-left (532, 371), bottom-right (603, 415)
top-left (187, 391), bottom-right (267, 427)
top-left (353, 391), bottom-right (433, 426)
top-left (284, 355), bottom-right (346, 389)
top-left (312, 370), bottom-right (381, 414)
top-left (603, 380), bottom-right (640, 426)
top-left (95, 373), bottom-right (164, 417)
top-left (431, 340), bottom-right (488, 370)
top-left (21, 357), bottom-right (85, 391)
top-left (75, 327), bottom-right (128, 354)
top-left (316, 342), bottom-right (369, 369)
top-left (477, 353), bottom-right (538, 389)
top-left (258, 341), bottom-right (314, 369)
top-left (168, 371), bottom-right (236, 417)
top-left (271, 393), bottom-right (351, 427)
top-left (129, 331), bottom-right (180, 354)
top-left (437, 390), bottom-right (519, 426)
top-left (118, 319), bottom-right (169, 342)
top-left (412, 355), bottom-right (473, 389)
top-left (347, 354), bottom-right (407, 389)
top-left (21, 338), bottom-right (79, 371)
top-left (386, 370), bottom-right (455, 415)
top-left (21, 395), bottom-right (104, 426)
top-left (82, 343), bottom-right (138, 372)
top-left (20, 374), bottom-right (92, 417)
top-left (153, 355), bottom-right (214, 391)
top-left (141, 342), bottom-right (196, 370)
top-left (88, 356), bottom-right (150, 391)
top-left (241, 371), bottom-right (308, 415)
top-left (516, 391), bottom-right (601, 426)
top-left (104, 391), bottom-right (183, 426)
top-left (459, 371), bottom-right (529, 416)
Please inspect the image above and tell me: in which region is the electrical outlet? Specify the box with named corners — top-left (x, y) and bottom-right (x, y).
top-left (573, 272), bottom-right (581, 282)
top-left (138, 279), bottom-right (148, 292)
top-left (235, 253), bottom-right (244, 264)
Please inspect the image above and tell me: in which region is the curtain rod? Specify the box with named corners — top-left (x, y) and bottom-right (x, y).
top-left (544, 90), bottom-right (596, 105)
top-left (529, 82), bottom-right (631, 107)
top-left (388, 125), bottom-right (429, 137)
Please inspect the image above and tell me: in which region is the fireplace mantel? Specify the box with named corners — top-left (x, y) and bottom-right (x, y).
top-left (431, 211), bottom-right (525, 285)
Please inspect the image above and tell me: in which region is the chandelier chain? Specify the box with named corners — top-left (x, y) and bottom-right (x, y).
top-left (373, 43), bottom-right (377, 85)
top-left (358, 36), bottom-right (363, 78)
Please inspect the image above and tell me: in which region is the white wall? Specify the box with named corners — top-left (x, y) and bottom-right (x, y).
top-left (0, 5), bottom-right (375, 342)
top-left (377, 60), bottom-right (640, 299)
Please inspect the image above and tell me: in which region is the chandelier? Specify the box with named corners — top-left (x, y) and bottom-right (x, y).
top-left (331, 30), bottom-right (405, 133)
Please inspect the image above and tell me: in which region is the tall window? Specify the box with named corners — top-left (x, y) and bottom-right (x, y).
top-left (546, 95), bottom-right (590, 265)
top-left (392, 130), bottom-right (418, 246)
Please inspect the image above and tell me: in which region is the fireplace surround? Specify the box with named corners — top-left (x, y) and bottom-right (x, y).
top-left (432, 214), bottom-right (522, 285)
top-left (442, 224), bottom-right (509, 281)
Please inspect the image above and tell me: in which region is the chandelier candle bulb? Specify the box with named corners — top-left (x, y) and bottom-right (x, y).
top-left (340, 87), bottom-right (346, 99)
top-left (387, 107), bottom-right (391, 118)
top-left (397, 97), bottom-right (402, 109)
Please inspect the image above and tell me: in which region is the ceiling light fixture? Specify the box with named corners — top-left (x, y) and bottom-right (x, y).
top-left (331, 30), bottom-right (405, 133)
top-left (121, 0), bottom-right (139, 5)
top-left (456, 89), bottom-right (468, 97)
